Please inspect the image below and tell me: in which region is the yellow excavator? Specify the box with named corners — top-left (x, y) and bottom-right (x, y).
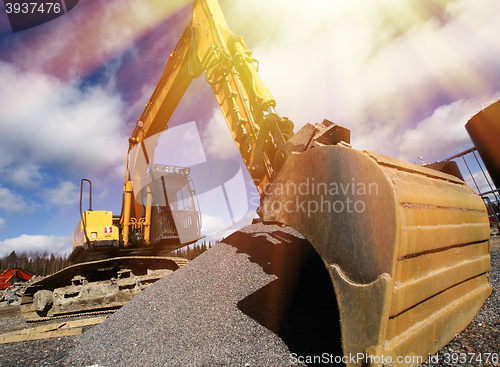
top-left (22, 0), bottom-right (491, 365)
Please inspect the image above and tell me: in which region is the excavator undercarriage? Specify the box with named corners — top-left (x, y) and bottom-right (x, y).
top-left (20, 256), bottom-right (188, 322)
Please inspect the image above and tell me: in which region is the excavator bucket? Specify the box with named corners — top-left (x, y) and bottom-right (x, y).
top-left (258, 127), bottom-right (491, 366)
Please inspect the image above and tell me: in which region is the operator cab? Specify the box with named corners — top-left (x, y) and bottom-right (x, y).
top-left (148, 164), bottom-right (203, 252)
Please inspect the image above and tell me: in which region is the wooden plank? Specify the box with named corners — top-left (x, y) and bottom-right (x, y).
top-left (0, 328), bottom-right (83, 344)
top-left (55, 315), bottom-right (108, 329)
top-left (0, 315), bottom-right (107, 344)
top-left (0, 305), bottom-right (20, 316)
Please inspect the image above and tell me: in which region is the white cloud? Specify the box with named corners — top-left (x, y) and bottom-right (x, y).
top-left (43, 181), bottom-right (79, 207)
top-left (0, 218), bottom-right (6, 234)
top-left (1, 164), bottom-right (45, 190)
top-left (224, 0), bottom-right (500, 161)
top-left (398, 95), bottom-right (500, 162)
top-left (5, 0), bottom-right (191, 78)
top-left (354, 93), bottom-right (500, 164)
top-left (0, 234), bottom-right (73, 257)
top-left (0, 61), bottom-right (128, 178)
top-left (462, 170), bottom-right (492, 195)
top-left (201, 108), bottom-right (242, 160)
top-left (352, 94), bottom-right (500, 164)
top-left (0, 185), bottom-right (35, 214)
top-left (199, 211), bottom-right (256, 243)
top-left (200, 214), bottom-right (226, 235)
top-left (153, 122), bottom-right (207, 167)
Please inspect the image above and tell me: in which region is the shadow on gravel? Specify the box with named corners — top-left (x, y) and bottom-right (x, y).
top-left (227, 226), bottom-right (345, 366)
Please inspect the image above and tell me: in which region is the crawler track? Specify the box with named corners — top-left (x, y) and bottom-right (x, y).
top-left (20, 256), bottom-right (188, 322)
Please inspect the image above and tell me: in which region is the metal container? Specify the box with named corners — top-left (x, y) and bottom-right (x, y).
top-left (465, 100), bottom-right (500, 189)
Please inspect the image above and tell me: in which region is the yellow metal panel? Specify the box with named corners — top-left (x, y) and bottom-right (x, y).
top-left (390, 254), bottom-right (490, 321)
top-left (382, 275), bottom-right (491, 364)
top-left (383, 167), bottom-right (486, 211)
top-left (399, 223), bottom-right (490, 257)
top-left (74, 211), bottom-right (119, 246)
top-left (364, 151), bottom-right (464, 184)
top-left (393, 240), bottom-right (490, 283)
top-left (73, 219), bottom-right (85, 249)
top-left (84, 210), bottom-right (113, 227)
top-left (400, 205), bottom-right (487, 227)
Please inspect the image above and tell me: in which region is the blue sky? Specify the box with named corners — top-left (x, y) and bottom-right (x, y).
top-left (0, 0), bottom-right (499, 256)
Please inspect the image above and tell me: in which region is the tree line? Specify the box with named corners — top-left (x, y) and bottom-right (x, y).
top-left (0, 251), bottom-right (70, 277)
top-left (170, 241), bottom-right (215, 260)
top-left (0, 241), bottom-right (217, 276)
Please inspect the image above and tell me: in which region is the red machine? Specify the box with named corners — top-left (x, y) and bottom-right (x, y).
top-left (0, 268), bottom-right (33, 290)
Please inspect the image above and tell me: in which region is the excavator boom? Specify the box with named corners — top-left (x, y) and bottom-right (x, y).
top-left (126, 0), bottom-right (292, 202)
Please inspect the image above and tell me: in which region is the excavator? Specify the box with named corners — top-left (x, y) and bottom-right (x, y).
top-left (22, 0), bottom-right (492, 365)
top-left (20, 167), bottom-right (202, 321)
top-left (0, 268), bottom-right (33, 290)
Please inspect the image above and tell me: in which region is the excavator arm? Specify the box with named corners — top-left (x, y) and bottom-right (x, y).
top-left (122, 0), bottom-right (293, 246)
top-left (127, 0), bottom-right (292, 188)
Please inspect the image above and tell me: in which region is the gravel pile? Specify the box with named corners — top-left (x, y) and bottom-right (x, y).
top-left (66, 223), bottom-right (342, 366)
top-left (0, 334), bottom-right (76, 366)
